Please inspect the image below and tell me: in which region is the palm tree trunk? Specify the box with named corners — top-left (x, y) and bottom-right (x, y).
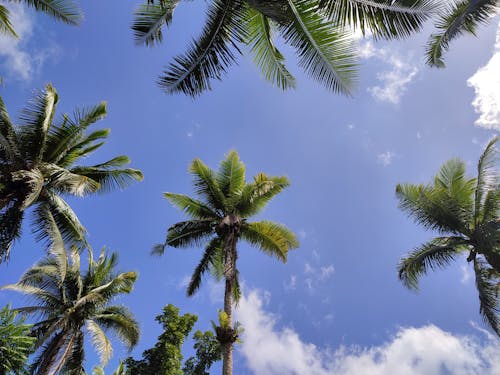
top-left (222, 278), bottom-right (233, 375)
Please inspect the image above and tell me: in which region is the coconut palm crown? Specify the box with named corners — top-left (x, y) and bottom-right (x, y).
top-left (132, 0), bottom-right (438, 97)
top-left (425, 0), bottom-right (499, 67)
top-left (155, 151), bottom-right (298, 375)
top-left (0, 0), bottom-right (82, 39)
top-left (0, 84), bottom-right (144, 261)
top-left (397, 137), bottom-right (500, 335)
top-left (2, 239), bottom-right (140, 375)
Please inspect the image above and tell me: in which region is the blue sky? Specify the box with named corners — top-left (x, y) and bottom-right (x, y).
top-left (0, 1), bottom-right (499, 374)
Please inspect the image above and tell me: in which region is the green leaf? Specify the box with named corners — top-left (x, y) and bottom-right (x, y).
top-left (23, 0), bottom-right (83, 26)
top-left (280, 0), bottom-right (357, 95)
top-left (132, 0), bottom-right (180, 46)
top-left (216, 150), bottom-right (246, 199)
top-left (164, 192), bottom-right (218, 219)
top-left (246, 8), bottom-right (296, 89)
top-left (158, 0), bottom-right (247, 96)
top-left (0, 5), bottom-right (17, 38)
top-left (474, 257), bottom-right (500, 335)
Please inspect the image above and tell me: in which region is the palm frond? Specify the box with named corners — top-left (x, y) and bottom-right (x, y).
top-left (190, 158), bottom-right (226, 211)
top-left (0, 201), bottom-right (24, 262)
top-left (158, 0), bottom-right (246, 96)
top-left (132, 0), bottom-right (180, 46)
top-left (60, 331), bottom-right (85, 375)
top-left (474, 257), bottom-right (500, 335)
top-left (44, 164), bottom-right (101, 197)
top-left (188, 237), bottom-right (222, 296)
top-left (237, 174), bottom-right (290, 217)
top-left (86, 320), bottom-right (113, 366)
top-left (44, 102), bottom-right (107, 163)
top-left (319, 0), bottom-right (437, 39)
top-left (162, 220), bottom-right (214, 250)
top-left (246, 8), bottom-right (296, 90)
top-left (23, 0), bottom-right (83, 25)
top-left (398, 236), bottom-right (468, 290)
top-left (10, 168), bottom-right (44, 209)
top-left (163, 192), bottom-right (218, 219)
top-left (0, 96), bottom-right (19, 158)
top-left (216, 150), bottom-right (246, 199)
top-left (0, 5), bottom-right (17, 37)
top-left (18, 84), bottom-right (58, 162)
top-left (57, 128), bottom-right (110, 168)
top-left (32, 192), bottom-right (87, 249)
top-left (475, 137), bottom-right (498, 224)
top-left (93, 306), bottom-right (140, 350)
top-left (426, 0), bottom-right (498, 67)
top-left (240, 220), bottom-right (299, 262)
top-left (279, 0), bottom-right (357, 95)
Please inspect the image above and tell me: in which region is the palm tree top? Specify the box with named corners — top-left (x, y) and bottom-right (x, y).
top-left (0, 84), bottom-right (143, 261)
top-left (397, 137), bottom-right (499, 335)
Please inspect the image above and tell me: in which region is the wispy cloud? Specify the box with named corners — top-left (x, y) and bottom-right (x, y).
top-left (460, 265), bottom-right (471, 284)
top-left (0, 4), bottom-right (60, 81)
top-left (467, 21), bottom-right (500, 131)
top-left (236, 289), bottom-right (500, 375)
top-left (377, 151), bottom-right (395, 166)
top-left (283, 275), bottom-right (297, 291)
top-left (358, 40), bottom-right (419, 104)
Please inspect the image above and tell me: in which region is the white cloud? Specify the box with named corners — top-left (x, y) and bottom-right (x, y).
top-left (377, 151), bottom-right (395, 166)
top-left (284, 275), bottom-right (297, 291)
top-left (304, 262), bottom-right (314, 274)
top-left (177, 274), bottom-right (191, 289)
top-left (358, 40), bottom-right (419, 104)
top-left (467, 21), bottom-right (500, 130)
top-left (0, 4), bottom-right (60, 81)
top-left (236, 289), bottom-right (500, 375)
top-left (320, 265), bottom-right (335, 280)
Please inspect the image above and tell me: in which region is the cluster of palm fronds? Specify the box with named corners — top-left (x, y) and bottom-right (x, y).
top-left (397, 137), bottom-right (500, 335)
top-left (132, 0), bottom-right (499, 96)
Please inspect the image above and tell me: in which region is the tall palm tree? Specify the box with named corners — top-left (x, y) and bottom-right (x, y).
top-left (425, 0), bottom-right (499, 67)
top-left (2, 237), bottom-right (140, 375)
top-left (0, 0), bottom-right (82, 39)
top-left (397, 137), bottom-right (500, 335)
top-left (155, 151), bottom-right (299, 375)
top-left (131, 0), bottom-right (437, 97)
top-left (0, 84), bottom-right (143, 261)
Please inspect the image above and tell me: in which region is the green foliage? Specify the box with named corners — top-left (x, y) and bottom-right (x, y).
top-left (397, 137), bottom-right (500, 335)
top-left (0, 305), bottom-right (35, 375)
top-left (425, 0), bottom-right (499, 67)
top-left (2, 244), bottom-right (139, 373)
top-left (124, 304), bottom-right (221, 375)
top-left (132, 0), bottom-right (437, 97)
top-left (0, 85), bottom-right (143, 261)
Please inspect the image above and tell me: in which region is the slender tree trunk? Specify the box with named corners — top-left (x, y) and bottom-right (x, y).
top-left (222, 278), bottom-right (233, 375)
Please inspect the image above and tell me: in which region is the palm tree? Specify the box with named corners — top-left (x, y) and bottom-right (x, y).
top-left (397, 137), bottom-right (500, 335)
top-left (131, 0), bottom-right (437, 97)
top-left (92, 361), bottom-right (127, 375)
top-left (2, 237), bottom-right (140, 375)
top-left (0, 0), bottom-right (82, 39)
top-left (425, 0), bottom-right (499, 67)
top-left (155, 151), bottom-right (299, 375)
top-left (0, 84), bottom-right (143, 261)
top-left (0, 305), bottom-right (35, 375)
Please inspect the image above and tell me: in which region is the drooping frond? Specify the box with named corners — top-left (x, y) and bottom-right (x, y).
top-left (0, 5), bottom-right (17, 38)
top-left (160, 220), bottom-right (214, 252)
top-left (0, 96), bottom-right (19, 157)
top-left (189, 158), bottom-right (226, 211)
top-left (319, 0), bottom-right (437, 39)
top-left (86, 320), bottom-right (113, 366)
top-left (0, 201), bottom-right (24, 262)
top-left (426, 0), bottom-right (498, 67)
top-left (93, 306), bottom-right (140, 350)
top-left (43, 164), bottom-right (100, 197)
top-left (280, 0), bottom-right (357, 95)
top-left (10, 168), bottom-right (44, 208)
top-left (188, 237), bottom-right (222, 296)
top-left (475, 137), bottom-right (498, 224)
top-left (474, 257), bottom-right (500, 335)
top-left (132, 0), bottom-right (180, 46)
top-left (246, 8), bottom-right (296, 90)
top-left (241, 220), bottom-right (299, 262)
top-left (237, 174), bottom-right (290, 217)
top-left (398, 236), bottom-right (468, 290)
top-left (22, 0), bottom-right (83, 26)
top-left (216, 150), bottom-right (246, 199)
top-left (17, 84), bottom-right (58, 162)
top-left (158, 0), bottom-right (246, 96)
top-left (163, 192), bottom-right (218, 219)
top-left (32, 192), bottom-right (87, 249)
